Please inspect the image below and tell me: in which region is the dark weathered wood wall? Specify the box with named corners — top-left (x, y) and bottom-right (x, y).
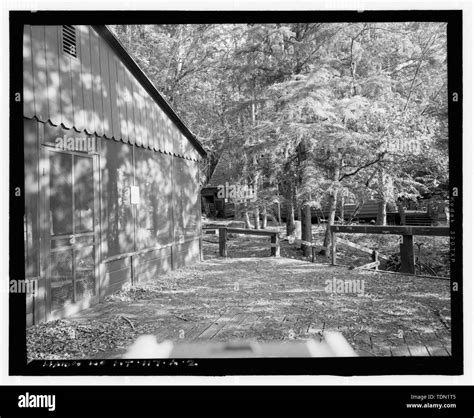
top-left (23, 25), bottom-right (204, 324)
top-left (23, 25), bottom-right (200, 161)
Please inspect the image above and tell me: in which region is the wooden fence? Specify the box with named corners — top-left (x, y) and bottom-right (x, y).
top-left (203, 227), bottom-right (280, 258)
top-left (330, 225), bottom-right (450, 274)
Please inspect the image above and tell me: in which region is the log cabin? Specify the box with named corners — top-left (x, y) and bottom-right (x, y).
top-left (23, 24), bottom-right (207, 326)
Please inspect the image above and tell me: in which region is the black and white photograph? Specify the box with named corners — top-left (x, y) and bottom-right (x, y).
top-left (10, 9), bottom-right (463, 375)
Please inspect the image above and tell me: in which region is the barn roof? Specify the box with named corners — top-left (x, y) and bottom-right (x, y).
top-left (96, 25), bottom-right (207, 158)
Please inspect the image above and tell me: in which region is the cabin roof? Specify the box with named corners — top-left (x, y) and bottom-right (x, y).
top-left (95, 25), bottom-right (207, 158)
top-left (204, 151), bottom-right (235, 188)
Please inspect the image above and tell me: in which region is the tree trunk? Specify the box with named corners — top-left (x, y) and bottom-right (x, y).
top-left (252, 156), bottom-right (260, 230)
top-left (397, 200), bottom-right (406, 225)
top-left (262, 206), bottom-right (268, 229)
top-left (244, 203), bottom-right (252, 229)
top-left (340, 194), bottom-right (345, 224)
top-left (286, 201), bottom-right (295, 236)
top-left (234, 202), bottom-right (239, 220)
top-left (321, 191), bottom-right (338, 255)
top-left (277, 200), bottom-right (282, 226)
top-left (348, 199), bottom-right (364, 223)
top-left (293, 186), bottom-right (300, 221)
top-left (376, 168), bottom-right (387, 225)
top-left (301, 204), bottom-right (312, 257)
top-left (376, 199), bottom-right (387, 225)
top-left (254, 206), bottom-right (261, 229)
top-left (321, 152), bottom-right (341, 256)
top-left (276, 184), bottom-right (282, 226)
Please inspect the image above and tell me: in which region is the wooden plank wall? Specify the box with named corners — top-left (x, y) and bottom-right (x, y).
top-left (132, 247), bottom-right (172, 284)
top-left (172, 239), bottom-right (201, 270)
top-left (100, 257), bottom-right (132, 301)
top-left (23, 25), bottom-right (200, 161)
top-left (24, 118), bottom-right (40, 326)
top-left (24, 119), bottom-right (203, 324)
top-left (23, 24), bottom-right (206, 323)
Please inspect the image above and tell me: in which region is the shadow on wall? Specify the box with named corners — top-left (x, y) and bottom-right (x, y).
top-left (24, 24), bottom-right (203, 319)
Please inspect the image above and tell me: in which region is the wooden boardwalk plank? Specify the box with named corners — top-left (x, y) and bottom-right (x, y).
top-left (211, 312), bottom-right (249, 339)
top-left (390, 345), bottom-right (411, 357)
top-left (433, 331), bottom-right (452, 356)
top-left (197, 309), bottom-right (241, 339)
top-left (403, 332), bottom-right (430, 357)
top-left (413, 332), bottom-right (448, 357)
top-left (184, 320), bottom-right (219, 341)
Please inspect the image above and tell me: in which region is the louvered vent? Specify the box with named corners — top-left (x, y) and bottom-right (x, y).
top-left (62, 25), bottom-right (77, 58)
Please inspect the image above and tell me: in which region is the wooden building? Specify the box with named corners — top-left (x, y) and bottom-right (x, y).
top-left (23, 25), bottom-right (207, 326)
top-left (201, 151), bottom-right (235, 218)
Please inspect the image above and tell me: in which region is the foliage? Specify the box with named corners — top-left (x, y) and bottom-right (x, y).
top-left (110, 22), bottom-right (448, 231)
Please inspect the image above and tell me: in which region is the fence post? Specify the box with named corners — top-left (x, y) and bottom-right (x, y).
top-left (219, 227), bottom-right (228, 257)
top-left (400, 234), bottom-right (415, 274)
top-left (270, 233), bottom-right (280, 257)
top-left (372, 250), bottom-right (379, 270)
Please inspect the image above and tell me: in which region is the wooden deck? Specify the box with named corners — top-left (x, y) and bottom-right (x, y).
top-left (46, 255), bottom-right (452, 360)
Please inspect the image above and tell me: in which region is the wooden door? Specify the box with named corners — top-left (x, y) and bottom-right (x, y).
top-left (41, 147), bottom-right (100, 319)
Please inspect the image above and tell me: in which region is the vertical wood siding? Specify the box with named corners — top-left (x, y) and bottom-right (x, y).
top-left (79, 25), bottom-right (94, 135)
top-left (59, 27), bottom-right (74, 129)
top-left (23, 25), bottom-right (201, 161)
top-left (30, 25), bottom-right (49, 121)
top-left (71, 26), bottom-right (85, 132)
top-left (25, 117), bottom-right (201, 325)
top-left (125, 65), bottom-right (135, 144)
top-left (116, 58), bottom-right (127, 141)
top-left (90, 28), bottom-right (104, 137)
top-left (99, 36), bottom-right (113, 139)
top-left (23, 26), bottom-right (35, 119)
top-left (44, 26), bottom-right (62, 126)
top-left (108, 53), bottom-right (120, 140)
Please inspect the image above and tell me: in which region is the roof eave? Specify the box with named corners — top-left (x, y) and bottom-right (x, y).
top-left (93, 25), bottom-right (207, 159)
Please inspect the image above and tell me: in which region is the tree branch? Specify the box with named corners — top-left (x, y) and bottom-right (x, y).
top-left (338, 152), bottom-right (386, 181)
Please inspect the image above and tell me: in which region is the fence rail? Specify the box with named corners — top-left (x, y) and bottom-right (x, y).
top-left (330, 225), bottom-right (450, 274)
top-left (202, 227), bottom-right (280, 258)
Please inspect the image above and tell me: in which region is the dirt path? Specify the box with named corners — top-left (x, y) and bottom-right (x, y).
top-left (27, 254), bottom-right (451, 360)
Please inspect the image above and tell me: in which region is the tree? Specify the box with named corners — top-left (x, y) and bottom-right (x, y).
top-left (111, 22), bottom-right (448, 244)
